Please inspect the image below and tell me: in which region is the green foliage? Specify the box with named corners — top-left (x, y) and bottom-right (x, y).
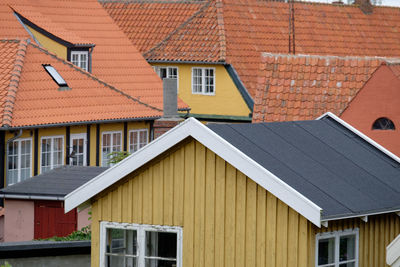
top-left (108, 151), bottom-right (130, 164)
top-left (36, 225), bottom-right (91, 241)
top-left (1, 262), bottom-right (12, 267)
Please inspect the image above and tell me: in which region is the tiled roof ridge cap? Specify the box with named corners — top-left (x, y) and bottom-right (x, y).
top-left (99, 0), bottom-right (205, 3)
top-left (28, 42), bottom-right (162, 113)
top-left (215, 0), bottom-right (226, 61)
top-left (144, 0), bottom-right (213, 59)
top-left (2, 38), bottom-right (29, 128)
top-left (261, 52), bottom-right (400, 63)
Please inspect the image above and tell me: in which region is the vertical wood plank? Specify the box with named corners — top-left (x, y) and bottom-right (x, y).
top-left (276, 200), bottom-right (288, 267)
top-left (287, 208), bottom-right (298, 267)
top-left (143, 169), bottom-right (152, 224)
top-left (225, 163), bottom-right (236, 267)
top-left (91, 201), bottom-right (100, 267)
top-left (369, 219), bottom-right (374, 267)
top-left (215, 156), bottom-right (226, 267)
top-left (126, 179), bottom-right (133, 222)
top-left (122, 181), bottom-right (130, 222)
top-left (173, 148), bottom-right (184, 226)
top-left (235, 171), bottom-right (246, 267)
top-left (266, 192), bottom-right (277, 267)
top-left (246, 178), bottom-right (257, 267)
top-left (298, 216), bottom-right (308, 267)
top-left (308, 223), bottom-right (316, 267)
top-left (163, 155), bottom-right (174, 225)
top-left (183, 141), bottom-right (195, 267)
top-left (111, 189), bottom-right (119, 221)
top-left (359, 220), bottom-right (365, 267)
top-left (194, 142), bottom-right (206, 267)
top-left (132, 173), bottom-right (143, 224)
top-left (152, 161), bottom-right (163, 225)
top-left (256, 186), bottom-right (266, 267)
top-left (204, 149), bottom-right (216, 267)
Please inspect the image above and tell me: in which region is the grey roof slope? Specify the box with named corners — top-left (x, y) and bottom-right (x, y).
top-left (208, 117), bottom-right (400, 221)
top-left (0, 166), bottom-right (108, 199)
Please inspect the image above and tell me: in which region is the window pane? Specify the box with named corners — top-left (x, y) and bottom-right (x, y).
top-left (107, 255), bottom-right (124, 267)
top-left (339, 263), bottom-right (355, 267)
top-left (193, 68), bottom-right (202, 93)
top-left (160, 68), bottom-right (167, 79)
top-left (145, 231), bottom-right (177, 259)
top-left (318, 237), bottom-right (335, 265)
top-left (145, 259), bottom-right (176, 267)
top-left (340, 235), bottom-right (355, 261)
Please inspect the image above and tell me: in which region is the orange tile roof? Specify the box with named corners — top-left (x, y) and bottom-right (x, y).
top-left (0, 0), bottom-right (188, 114)
top-left (0, 39), bottom-right (161, 127)
top-left (102, 0), bottom-right (400, 98)
top-left (252, 53), bottom-right (393, 123)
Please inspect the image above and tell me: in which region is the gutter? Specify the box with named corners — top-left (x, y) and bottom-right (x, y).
top-left (0, 194), bottom-right (64, 201)
top-left (147, 59), bottom-right (225, 65)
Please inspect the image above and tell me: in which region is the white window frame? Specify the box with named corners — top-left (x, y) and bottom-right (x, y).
top-left (191, 67), bottom-right (215, 95)
top-left (70, 51), bottom-right (89, 71)
top-left (100, 221), bottom-right (182, 267)
top-left (101, 131), bottom-right (122, 167)
top-left (40, 135), bottom-right (64, 173)
top-left (128, 129), bottom-right (149, 154)
top-left (154, 66), bottom-right (179, 92)
top-left (6, 137), bottom-right (32, 186)
top-left (315, 229), bottom-right (359, 267)
top-left (70, 133), bottom-right (87, 166)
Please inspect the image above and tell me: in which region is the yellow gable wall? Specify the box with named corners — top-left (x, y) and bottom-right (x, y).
top-left (151, 63), bottom-right (251, 118)
top-left (25, 25), bottom-right (67, 60)
top-left (90, 139), bottom-right (316, 267)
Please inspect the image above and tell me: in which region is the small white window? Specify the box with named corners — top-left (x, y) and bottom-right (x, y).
top-left (41, 136), bottom-right (64, 173)
top-left (71, 51), bottom-right (89, 71)
top-left (191, 67), bottom-right (215, 95)
top-left (43, 65), bottom-right (68, 87)
top-left (70, 133), bottom-right (86, 166)
top-left (154, 66), bottom-right (178, 80)
top-left (7, 138), bottom-right (32, 186)
top-left (316, 229), bottom-right (359, 267)
top-left (129, 129), bottom-right (148, 153)
top-left (101, 131), bottom-right (122, 167)
top-left (100, 222), bottom-right (182, 267)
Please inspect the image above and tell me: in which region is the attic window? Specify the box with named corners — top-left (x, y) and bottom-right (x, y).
top-left (372, 117), bottom-right (395, 130)
top-left (43, 65), bottom-right (68, 87)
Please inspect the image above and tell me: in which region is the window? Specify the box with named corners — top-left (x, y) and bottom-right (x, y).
top-left (102, 131), bottom-right (122, 167)
top-left (154, 66), bottom-right (178, 80)
top-left (41, 136), bottom-right (64, 173)
top-left (70, 133), bottom-right (86, 166)
top-left (316, 229), bottom-right (358, 267)
top-left (7, 138), bottom-right (32, 186)
top-left (372, 117), bottom-right (395, 130)
top-left (192, 67), bottom-right (215, 95)
top-left (43, 64), bottom-right (68, 87)
top-left (100, 222), bottom-right (182, 267)
top-left (71, 51), bottom-right (89, 71)
top-left (129, 129), bottom-right (148, 153)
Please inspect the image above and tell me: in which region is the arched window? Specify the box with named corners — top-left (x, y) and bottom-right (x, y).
top-left (372, 117), bottom-right (396, 130)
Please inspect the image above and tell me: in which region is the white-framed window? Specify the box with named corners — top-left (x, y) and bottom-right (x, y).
top-left (101, 131), bottom-right (122, 167)
top-left (154, 66), bottom-right (178, 80)
top-left (129, 129), bottom-right (148, 153)
top-left (7, 138), bottom-right (32, 186)
top-left (100, 222), bottom-right (182, 267)
top-left (70, 133), bottom-right (86, 166)
top-left (191, 67), bottom-right (215, 95)
top-left (316, 229), bottom-right (359, 267)
top-left (41, 136), bottom-right (64, 173)
top-left (71, 51), bottom-right (88, 71)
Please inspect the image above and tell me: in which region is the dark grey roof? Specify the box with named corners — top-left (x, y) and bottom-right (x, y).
top-left (208, 117), bottom-right (400, 220)
top-left (0, 166), bottom-right (107, 199)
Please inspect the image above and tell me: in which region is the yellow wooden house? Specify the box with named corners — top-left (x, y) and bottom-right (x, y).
top-left (66, 113), bottom-right (400, 267)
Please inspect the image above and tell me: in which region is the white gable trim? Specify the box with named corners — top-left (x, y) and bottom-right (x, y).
top-left (317, 112), bottom-right (400, 164)
top-left (387, 234), bottom-right (400, 266)
top-left (64, 118), bottom-right (322, 227)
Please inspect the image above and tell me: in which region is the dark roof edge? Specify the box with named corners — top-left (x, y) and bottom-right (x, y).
top-left (318, 112), bottom-right (400, 164)
top-left (225, 64), bottom-right (254, 112)
top-left (322, 208), bottom-right (400, 222)
top-left (0, 116), bottom-right (160, 130)
top-left (147, 59), bottom-right (225, 65)
top-left (0, 193), bottom-right (64, 200)
top-left (0, 241), bottom-right (90, 258)
top-left (185, 112), bottom-right (251, 122)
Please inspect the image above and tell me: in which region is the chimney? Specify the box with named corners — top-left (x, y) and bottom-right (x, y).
top-left (153, 78), bottom-right (184, 139)
top-left (354, 0), bottom-right (373, 14)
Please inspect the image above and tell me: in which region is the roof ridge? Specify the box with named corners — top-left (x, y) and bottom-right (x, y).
top-left (215, 0), bottom-right (226, 61)
top-left (99, 0), bottom-right (206, 3)
top-left (2, 38), bottom-right (29, 127)
top-left (261, 52), bottom-right (400, 63)
top-left (144, 0), bottom-right (213, 58)
top-left (28, 42), bottom-right (162, 113)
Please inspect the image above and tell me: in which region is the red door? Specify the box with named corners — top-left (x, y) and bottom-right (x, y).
top-left (34, 200), bottom-right (77, 239)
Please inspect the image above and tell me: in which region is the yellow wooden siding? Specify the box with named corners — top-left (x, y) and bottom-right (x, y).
top-left (151, 63), bottom-right (251, 117)
top-left (91, 139), bottom-right (315, 267)
top-left (25, 26), bottom-right (67, 60)
top-left (316, 214), bottom-right (400, 267)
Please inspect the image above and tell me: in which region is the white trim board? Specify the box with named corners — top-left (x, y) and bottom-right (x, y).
top-left (64, 117), bottom-right (322, 227)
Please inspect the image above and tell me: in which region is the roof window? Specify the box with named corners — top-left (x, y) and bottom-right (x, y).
top-left (372, 117), bottom-right (395, 130)
top-left (43, 64), bottom-right (69, 89)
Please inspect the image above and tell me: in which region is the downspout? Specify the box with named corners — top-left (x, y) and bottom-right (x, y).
top-left (4, 129), bottom-right (23, 187)
top-left (88, 46), bottom-right (95, 73)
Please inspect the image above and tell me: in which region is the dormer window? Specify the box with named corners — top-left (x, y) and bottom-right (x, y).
top-left (43, 64), bottom-right (69, 89)
top-left (372, 117), bottom-right (395, 130)
top-left (70, 51), bottom-right (89, 71)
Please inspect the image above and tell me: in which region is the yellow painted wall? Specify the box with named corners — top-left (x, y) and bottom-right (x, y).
top-left (25, 25), bottom-right (67, 60)
top-left (90, 139), bottom-right (315, 267)
top-left (152, 63), bottom-right (251, 118)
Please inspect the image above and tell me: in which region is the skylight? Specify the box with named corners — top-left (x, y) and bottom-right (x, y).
top-left (43, 64), bottom-right (68, 87)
